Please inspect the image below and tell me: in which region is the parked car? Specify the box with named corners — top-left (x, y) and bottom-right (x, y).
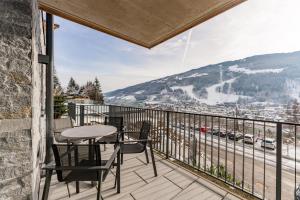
top-left (244, 134), bottom-right (255, 144)
top-left (212, 129), bottom-right (219, 135)
top-left (227, 132), bottom-right (243, 141)
top-left (213, 130), bottom-right (227, 137)
top-left (261, 138), bottom-right (276, 150)
top-left (199, 127), bottom-right (208, 134)
top-left (206, 128), bottom-right (216, 135)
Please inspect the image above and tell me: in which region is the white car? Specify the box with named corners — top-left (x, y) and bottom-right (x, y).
top-left (261, 138), bottom-right (276, 150)
top-left (244, 134), bottom-right (255, 144)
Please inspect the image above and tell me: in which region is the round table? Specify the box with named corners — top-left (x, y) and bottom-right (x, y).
top-left (61, 124), bottom-right (117, 140)
top-left (61, 124), bottom-right (118, 189)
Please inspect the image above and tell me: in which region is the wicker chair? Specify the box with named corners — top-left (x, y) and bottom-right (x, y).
top-left (121, 121), bottom-right (157, 177)
top-left (42, 143), bottom-right (121, 200)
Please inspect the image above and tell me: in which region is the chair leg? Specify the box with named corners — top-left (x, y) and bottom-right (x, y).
top-left (76, 182), bottom-right (80, 193)
top-left (67, 141), bottom-right (72, 166)
top-left (66, 183), bottom-right (71, 198)
top-left (42, 170), bottom-right (53, 200)
top-left (117, 150), bottom-right (121, 193)
top-left (74, 146), bottom-right (80, 193)
top-left (96, 172), bottom-right (102, 200)
top-left (121, 153), bottom-right (124, 165)
top-left (96, 180), bottom-right (101, 200)
top-left (114, 174), bottom-right (117, 189)
top-left (144, 149), bottom-right (149, 164)
top-left (149, 142), bottom-right (157, 177)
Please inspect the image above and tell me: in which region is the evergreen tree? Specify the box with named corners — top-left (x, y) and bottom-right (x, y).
top-left (93, 77), bottom-right (104, 104)
top-left (54, 96), bottom-right (68, 119)
top-left (78, 85), bottom-right (85, 96)
top-left (81, 78), bottom-right (104, 104)
top-left (66, 77), bottom-right (79, 95)
top-left (53, 67), bottom-right (67, 118)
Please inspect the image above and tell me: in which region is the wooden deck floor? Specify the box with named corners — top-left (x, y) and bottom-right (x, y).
top-left (40, 146), bottom-right (242, 200)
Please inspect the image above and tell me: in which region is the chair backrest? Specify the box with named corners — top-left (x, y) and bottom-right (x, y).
top-left (104, 116), bottom-right (123, 132)
top-left (54, 117), bottom-right (73, 132)
top-left (52, 144), bottom-right (101, 182)
top-left (138, 121), bottom-right (151, 146)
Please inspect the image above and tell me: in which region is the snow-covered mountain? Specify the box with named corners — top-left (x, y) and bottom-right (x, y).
top-left (105, 51), bottom-right (300, 106)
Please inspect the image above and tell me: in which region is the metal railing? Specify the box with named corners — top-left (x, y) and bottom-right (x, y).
top-left (66, 103), bottom-right (109, 126)
top-left (68, 103), bottom-right (300, 200)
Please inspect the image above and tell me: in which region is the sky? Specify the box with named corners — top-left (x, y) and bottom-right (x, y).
top-left (54, 0), bottom-right (300, 93)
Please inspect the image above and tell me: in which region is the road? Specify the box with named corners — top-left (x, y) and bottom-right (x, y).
top-left (196, 141), bottom-right (298, 200)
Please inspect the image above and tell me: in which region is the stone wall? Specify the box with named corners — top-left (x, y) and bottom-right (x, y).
top-left (0, 0), bottom-right (33, 119)
top-left (0, 0), bottom-right (46, 199)
top-left (0, 121), bottom-right (32, 199)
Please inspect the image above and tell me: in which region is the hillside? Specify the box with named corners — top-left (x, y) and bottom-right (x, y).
top-left (105, 51), bottom-right (300, 106)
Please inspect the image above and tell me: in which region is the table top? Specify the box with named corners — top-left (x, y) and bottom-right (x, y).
top-left (61, 124), bottom-right (117, 139)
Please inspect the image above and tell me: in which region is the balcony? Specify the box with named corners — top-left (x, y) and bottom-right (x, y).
top-left (40, 144), bottom-right (240, 200)
top-left (47, 104), bottom-right (300, 200)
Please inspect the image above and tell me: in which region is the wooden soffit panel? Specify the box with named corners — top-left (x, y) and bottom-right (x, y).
top-left (38, 0), bottom-right (246, 48)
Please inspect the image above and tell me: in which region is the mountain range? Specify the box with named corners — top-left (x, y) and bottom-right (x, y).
top-left (105, 51), bottom-right (300, 106)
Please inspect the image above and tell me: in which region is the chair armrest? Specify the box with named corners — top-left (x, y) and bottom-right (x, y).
top-left (103, 146), bottom-right (120, 169)
top-left (119, 138), bottom-right (151, 143)
top-left (43, 146), bottom-right (120, 171)
top-left (96, 140), bottom-right (120, 144)
top-left (43, 165), bottom-right (112, 171)
top-left (123, 131), bottom-right (139, 135)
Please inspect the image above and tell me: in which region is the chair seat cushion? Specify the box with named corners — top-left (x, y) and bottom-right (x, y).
top-left (121, 143), bottom-right (145, 154)
top-left (64, 159), bottom-right (108, 182)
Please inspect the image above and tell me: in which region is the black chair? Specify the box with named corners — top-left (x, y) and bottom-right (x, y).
top-left (42, 143), bottom-right (121, 200)
top-left (121, 121), bottom-right (157, 177)
top-left (98, 117), bottom-right (124, 150)
top-left (53, 117), bottom-right (81, 144)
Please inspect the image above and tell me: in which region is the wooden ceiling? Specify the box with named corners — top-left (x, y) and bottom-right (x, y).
top-left (38, 0), bottom-right (246, 48)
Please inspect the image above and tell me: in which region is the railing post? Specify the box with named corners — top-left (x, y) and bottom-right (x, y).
top-left (276, 122), bottom-right (282, 200)
top-left (80, 105), bottom-right (85, 126)
top-left (166, 111), bottom-right (170, 159)
top-left (68, 103), bottom-right (76, 120)
top-left (108, 105), bottom-right (113, 117)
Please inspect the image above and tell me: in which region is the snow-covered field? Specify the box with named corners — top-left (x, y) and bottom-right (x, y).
top-left (200, 78), bottom-right (249, 105)
top-left (171, 85), bottom-right (199, 101)
top-left (134, 90), bottom-right (144, 94)
top-left (184, 73), bottom-right (208, 78)
top-left (170, 78), bottom-right (249, 105)
top-left (228, 65), bottom-right (284, 74)
top-left (285, 79), bottom-right (300, 101)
